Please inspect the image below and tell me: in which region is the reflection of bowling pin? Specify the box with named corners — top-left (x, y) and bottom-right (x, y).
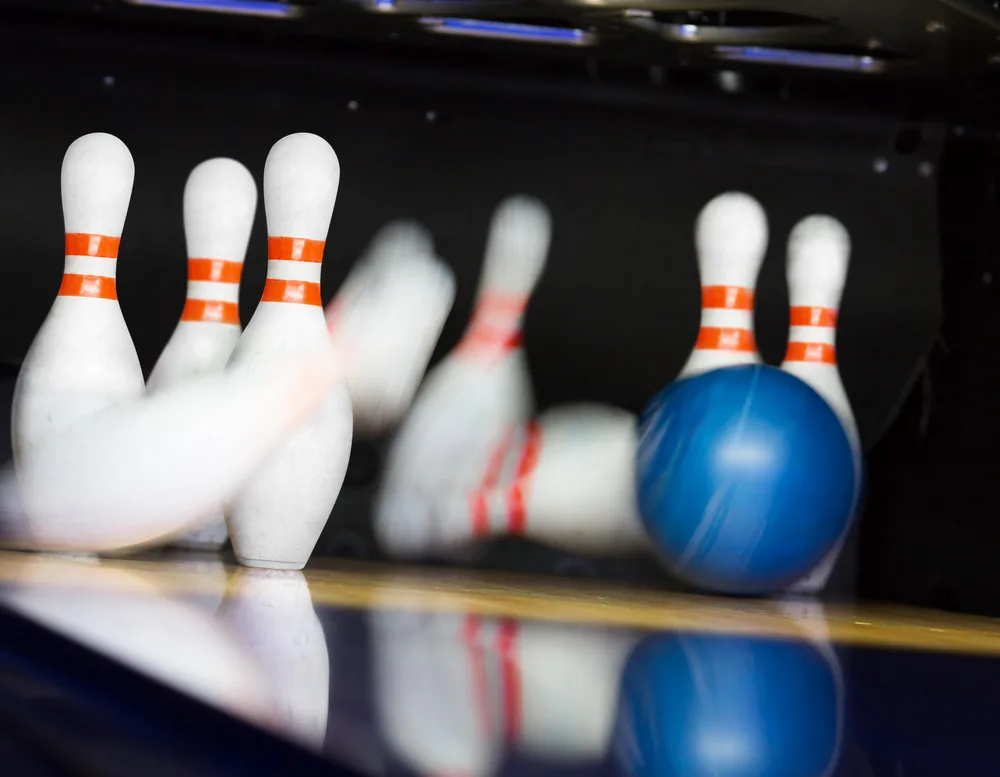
top-left (148, 158), bottom-right (258, 551)
top-left (677, 192), bottom-right (768, 379)
top-left (435, 404), bottom-right (647, 556)
top-left (12, 133), bottom-right (144, 465)
top-left (371, 608), bottom-right (506, 777)
top-left (218, 569), bottom-right (329, 750)
top-left (0, 553), bottom-right (270, 726)
top-left (326, 221), bottom-right (456, 437)
top-left (375, 196), bottom-right (550, 558)
top-left (372, 604), bottom-right (639, 771)
top-left (0, 341), bottom-right (343, 554)
top-left (225, 133), bottom-right (353, 571)
top-left (513, 621), bottom-right (640, 764)
top-left (779, 216), bottom-right (861, 595)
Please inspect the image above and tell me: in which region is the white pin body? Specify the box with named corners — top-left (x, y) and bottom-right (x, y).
top-left (0, 342), bottom-right (342, 553)
top-left (225, 132), bottom-right (353, 571)
top-left (435, 404), bottom-right (647, 556)
top-left (148, 158), bottom-right (258, 550)
top-left (371, 607), bottom-right (506, 777)
top-left (375, 196), bottom-right (550, 558)
top-left (12, 133), bottom-right (143, 465)
top-left (677, 191), bottom-right (768, 379)
top-left (779, 215), bottom-right (860, 594)
top-left (218, 569), bottom-right (329, 750)
top-left (327, 221), bottom-right (456, 436)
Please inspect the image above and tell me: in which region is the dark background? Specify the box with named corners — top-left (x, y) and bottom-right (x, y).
top-left (0, 9), bottom-right (985, 610)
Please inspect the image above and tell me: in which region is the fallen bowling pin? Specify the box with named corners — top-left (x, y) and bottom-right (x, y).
top-left (225, 132), bottom-right (353, 571)
top-left (426, 404), bottom-right (648, 558)
top-left (12, 132), bottom-right (144, 465)
top-left (0, 340), bottom-right (343, 554)
top-left (326, 221), bottom-right (456, 437)
top-left (148, 157), bottom-right (258, 551)
top-left (375, 196), bottom-right (550, 558)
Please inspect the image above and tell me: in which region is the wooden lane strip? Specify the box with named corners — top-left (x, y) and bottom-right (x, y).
top-left (3, 551), bottom-right (1000, 657)
top-left (298, 564), bottom-right (1000, 657)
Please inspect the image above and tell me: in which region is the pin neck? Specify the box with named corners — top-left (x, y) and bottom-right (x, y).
top-left (59, 232), bottom-right (122, 299)
top-left (457, 292), bottom-right (526, 358)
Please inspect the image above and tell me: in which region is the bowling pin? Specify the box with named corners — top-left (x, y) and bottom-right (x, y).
top-left (375, 196), bottom-right (550, 559)
top-left (780, 215), bottom-right (861, 594)
top-left (676, 191), bottom-right (768, 379)
top-left (148, 158), bottom-right (257, 551)
top-left (432, 404), bottom-right (648, 557)
top-left (225, 132), bottom-right (353, 571)
top-left (0, 340), bottom-right (344, 554)
top-left (326, 221), bottom-right (456, 437)
top-left (12, 133), bottom-right (144, 464)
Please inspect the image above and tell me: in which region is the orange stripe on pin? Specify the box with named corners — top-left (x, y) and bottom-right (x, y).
top-left (267, 236), bottom-right (325, 263)
top-left (785, 342), bottom-right (837, 364)
top-left (180, 299), bottom-right (240, 325)
top-left (65, 233), bottom-right (120, 259)
top-left (695, 326), bottom-right (756, 352)
top-left (58, 273), bottom-right (117, 300)
top-left (188, 258), bottom-right (243, 284)
top-left (789, 306), bottom-right (838, 327)
top-left (702, 285), bottom-right (754, 310)
top-left (260, 278), bottom-right (322, 306)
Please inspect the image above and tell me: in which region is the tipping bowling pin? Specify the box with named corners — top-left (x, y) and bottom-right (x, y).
top-left (677, 191), bottom-right (768, 379)
top-left (0, 340), bottom-right (343, 553)
top-left (225, 132), bottom-right (353, 570)
top-left (326, 221), bottom-right (456, 436)
top-left (12, 133), bottom-right (144, 464)
top-left (375, 196), bottom-right (550, 558)
top-left (780, 215), bottom-right (861, 594)
top-left (148, 158), bottom-right (257, 550)
top-left (434, 404), bottom-right (648, 556)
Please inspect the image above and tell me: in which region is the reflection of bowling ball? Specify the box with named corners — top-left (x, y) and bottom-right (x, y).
top-left (635, 365), bottom-right (855, 594)
top-left (613, 633), bottom-right (841, 777)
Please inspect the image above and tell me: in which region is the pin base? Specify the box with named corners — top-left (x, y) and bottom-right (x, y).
top-left (236, 556), bottom-right (306, 571)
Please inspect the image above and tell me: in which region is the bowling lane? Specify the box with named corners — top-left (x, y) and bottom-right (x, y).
top-left (2, 550), bottom-right (1000, 776)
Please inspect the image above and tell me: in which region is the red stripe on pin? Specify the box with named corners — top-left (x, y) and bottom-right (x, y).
top-left (65, 233), bottom-right (120, 259)
top-left (695, 326), bottom-right (756, 352)
top-left (789, 306), bottom-right (838, 327)
top-left (702, 285), bottom-right (754, 310)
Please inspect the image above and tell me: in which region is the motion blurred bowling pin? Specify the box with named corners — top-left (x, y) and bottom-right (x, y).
top-left (326, 221), bottom-right (456, 436)
top-left (0, 340), bottom-right (343, 553)
top-left (148, 158), bottom-right (257, 550)
top-left (433, 404), bottom-right (647, 557)
top-left (780, 215), bottom-right (860, 594)
top-left (375, 196), bottom-right (550, 558)
top-left (12, 133), bottom-right (144, 464)
top-left (677, 191), bottom-right (768, 379)
top-left (226, 133), bottom-right (353, 570)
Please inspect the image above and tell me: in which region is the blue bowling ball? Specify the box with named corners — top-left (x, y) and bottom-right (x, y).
top-left (613, 633), bottom-right (842, 777)
top-left (635, 365), bottom-right (855, 594)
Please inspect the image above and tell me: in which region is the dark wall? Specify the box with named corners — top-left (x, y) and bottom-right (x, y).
top-left (0, 16), bottom-right (944, 595)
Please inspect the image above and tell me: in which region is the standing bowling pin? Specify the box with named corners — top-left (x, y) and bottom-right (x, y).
top-left (676, 191), bottom-right (768, 379)
top-left (148, 158), bottom-right (257, 550)
top-left (433, 404), bottom-right (648, 557)
top-left (780, 215), bottom-right (861, 594)
top-left (12, 133), bottom-right (144, 464)
top-left (225, 133), bottom-right (353, 570)
top-left (326, 221), bottom-right (456, 437)
top-left (0, 340), bottom-right (344, 554)
top-left (375, 196), bottom-right (550, 559)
